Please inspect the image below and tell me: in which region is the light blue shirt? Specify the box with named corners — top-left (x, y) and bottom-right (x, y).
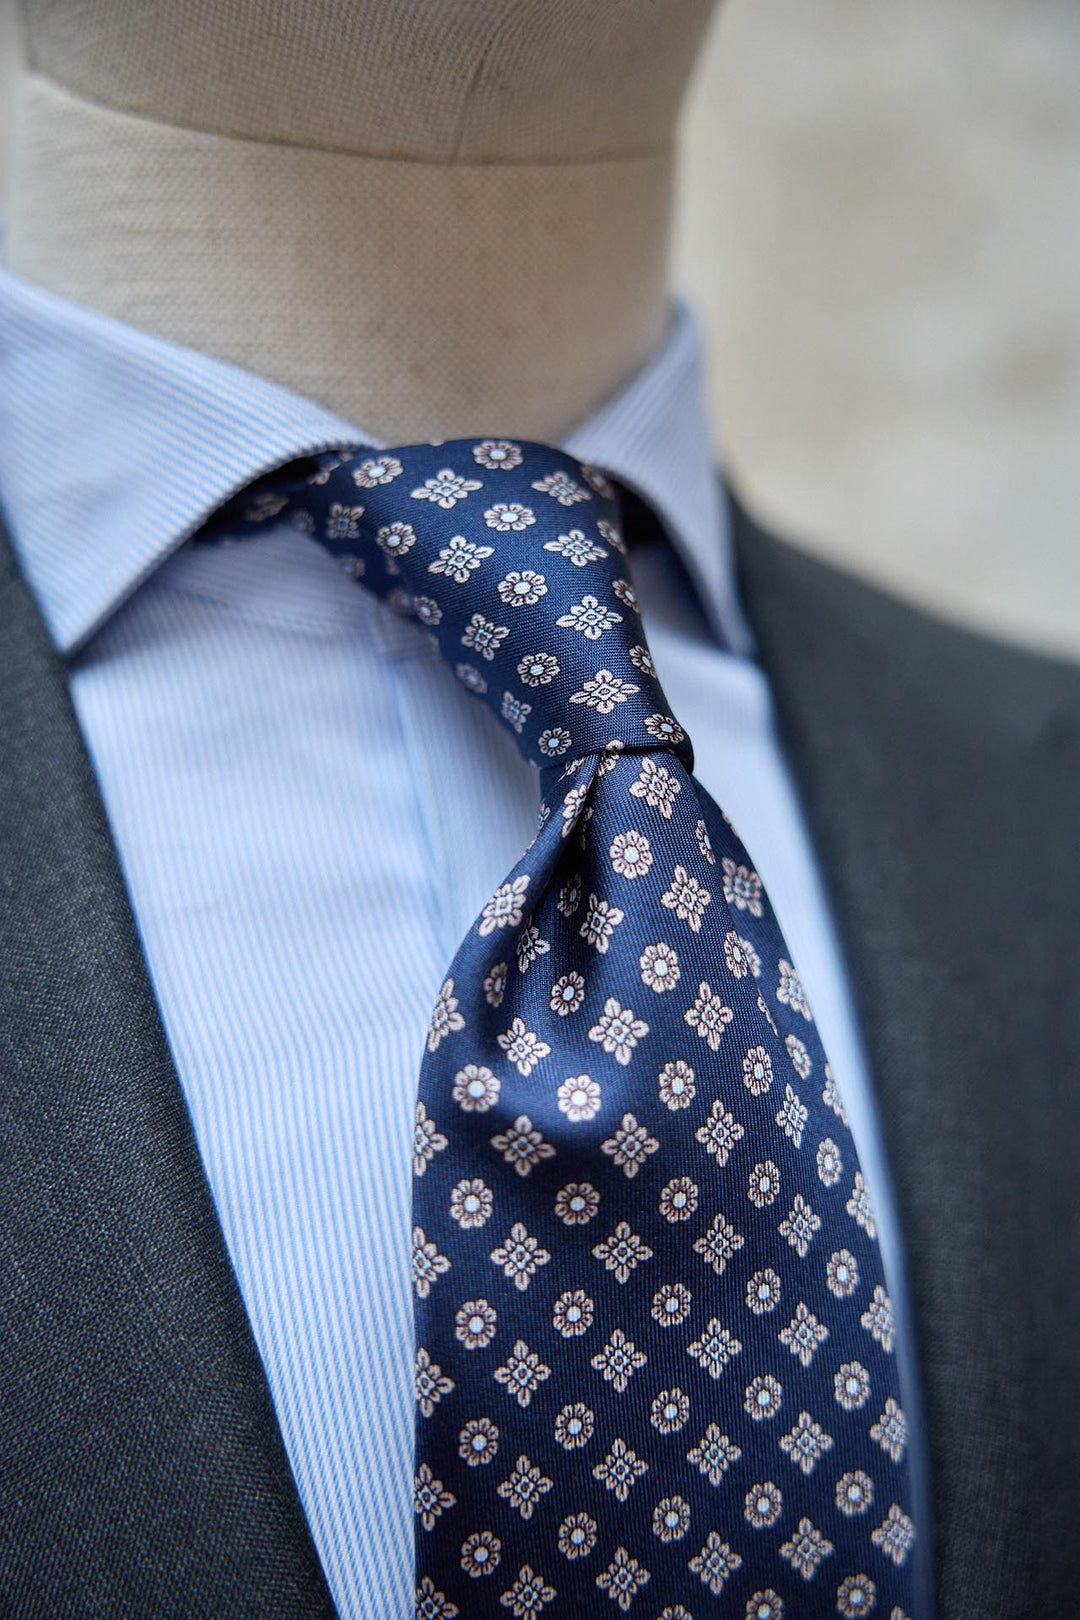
top-left (0, 267), bottom-right (928, 1617)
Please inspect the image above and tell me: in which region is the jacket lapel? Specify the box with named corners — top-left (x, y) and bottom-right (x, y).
top-left (0, 521), bottom-right (338, 1617)
top-left (733, 498), bottom-right (1080, 1618)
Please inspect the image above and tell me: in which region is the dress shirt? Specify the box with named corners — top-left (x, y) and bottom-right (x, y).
top-left (0, 265), bottom-right (927, 1618)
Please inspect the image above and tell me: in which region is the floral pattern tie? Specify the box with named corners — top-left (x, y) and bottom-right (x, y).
top-left (201, 441), bottom-right (917, 1620)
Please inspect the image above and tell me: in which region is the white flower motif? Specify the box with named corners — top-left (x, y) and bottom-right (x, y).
top-left (544, 528), bottom-right (606, 566)
top-left (591, 1327), bottom-right (647, 1392)
top-left (658, 1176), bottom-right (698, 1222)
top-left (550, 970), bottom-right (586, 1016)
top-left (453, 1062), bottom-right (501, 1112)
top-left (779, 1411), bottom-right (834, 1475)
top-left (491, 1114), bottom-right (556, 1177)
top-left (592, 1220), bottom-right (653, 1283)
top-left (779, 1193), bottom-right (822, 1258)
top-left (413, 1100), bottom-right (448, 1175)
top-left (689, 1533), bottom-right (742, 1597)
top-left (847, 1171), bottom-right (878, 1239)
top-left (412, 1225), bottom-right (450, 1298)
top-left (581, 463), bottom-right (615, 497)
top-left (745, 1373), bottom-right (783, 1420)
top-left (748, 1159), bottom-right (782, 1208)
top-left (569, 668), bottom-right (640, 714)
top-left (779, 1302), bottom-right (829, 1368)
top-left (245, 491), bottom-right (289, 522)
top-left (834, 1360), bottom-right (872, 1412)
top-left (861, 1284), bottom-right (896, 1352)
top-left (743, 1044), bottom-right (774, 1096)
top-left (611, 578), bottom-right (639, 613)
top-left (652, 1495), bottom-right (692, 1542)
top-left (685, 980), bottom-right (734, 1049)
top-left (449, 1176), bottom-right (493, 1230)
top-left (499, 1563), bottom-right (556, 1619)
top-left (686, 1422), bottom-right (741, 1485)
top-left (411, 467), bottom-right (482, 508)
top-left (823, 1062), bottom-right (850, 1125)
top-left (775, 1082), bottom-right (809, 1147)
top-left (643, 713), bottom-right (685, 746)
top-left (414, 1347), bottom-right (454, 1417)
top-left (375, 520), bottom-right (416, 561)
top-left (593, 1437), bottom-right (648, 1502)
top-left (596, 1545), bottom-right (651, 1609)
top-left (428, 979), bottom-right (465, 1052)
top-left (777, 957), bottom-right (813, 1020)
top-left (588, 997), bottom-right (648, 1065)
top-left (687, 1317), bottom-right (743, 1378)
top-left (516, 923), bottom-right (550, 972)
top-left (650, 1388), bottom-right (691, 1435)
top-left (871, 1504), bottom-right (916, 1566)
top-left (694, 1099), bottom-right (745, 1167)
top-left (826, 1248), bottom-right (860, 1298)
top-left (837, 1574), bottom-right (878, 1618)
top-left (484, 963), bottom-right (509, 1006)
top-left (657, 1058), bottom-right (695, 1108)
top-left (601, 1112), bottom-right (659, 1178)
top-left (628, 757), bottom-right (681, 818)
top-left (870, 1397), bottom-right (908, 1463)
top-left (461, 1527), bottom-right (501, 1574)
top-left (721, 856), bottom-right (764, 915)
top-left (473, 439), bottom-right (522, 471)
top-left (412, 595), bottom-right (442, 627)
top-left (651, 1282), bottom-right (692, 1329)
top-left (461, 612), bottom-right (510, 660)
top-left (786, 1033), bottom-right (812, 1079)
top-left (324, 502), bottom-right (365, 542)
top-left (724, 930), bottom-right (760, 979)
top-left (415, 1576), bottom-right (458, 1619)
top-left (556, 1073), bottom-right (602, 1122)
top-left (662, 867), bottom-right (712, 933)
top-left (456, 662), bottom-right (487, 695)
top-left (835, 1469), bottom-right (875, 1516)
top-left (779, 1517), bottom-right (834, 1580)
top-left (556, 594), bottom-right (622, 640)
top-left (480, 874), bottom-right (531, 935)
top-left (497, 1017), bottom-right (551, 1077)
top-left (744, 1481), bottom-right (784, 1529)
top-left (486, 503), bottom-right (536, 532)
top-left (531, 469), bottom-right (590, 505)
top-left (692, 1212), bottom-right (745, 1278)
top-left (429, 537), bottom-right (494, 585)
top-left (746, 1268), bottom-right (783, 1315)
top-left (352, 454), bottom-right (403, 488)
top-left (501, 691), bottom-right (531, 734)
top-left (497, 568), bottom-right (547, 605)
top-left (517, 651), bottom-right (560, 687)
top-left (640, 941), bottom-right (680, 993)
top-left (609, 828), bottom-right (653, 879)
top-left (580, 893), bottom-right (625, 954)
top-left (552, 1288), bottom-right (594, 1338)
top-left (497, 1453), bottom-right (554, 1519)
top-left (628, 644), bottom-right (655, 676)
top-left (414, 1462), bottom-right (455, 1531)
top-left (695, 819), bottom-right (716, 864)
top-left (490, 1224), bottom-right (551, 1293)
top-left (816, 1138), bottom-right (842, 1187)
top-left (538, 726), bottom-right (573, 757)
top-left (455, 1297), bottom-right (497, 1349)
top-left (554, 1402), bottom-right (595, 1448)
top-left (555, 1181), bottom-right (600, 1225)
top-left (557, 1510), bottom-right (597, 1557)
top-left (597, 516), bottom-right (626, 553)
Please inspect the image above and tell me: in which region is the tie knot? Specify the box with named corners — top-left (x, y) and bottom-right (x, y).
top-left (208, 438), bottom-right (692, 770)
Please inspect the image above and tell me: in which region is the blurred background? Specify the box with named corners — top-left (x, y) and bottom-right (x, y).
top-left (1, 0), bottom-right (1077, 656)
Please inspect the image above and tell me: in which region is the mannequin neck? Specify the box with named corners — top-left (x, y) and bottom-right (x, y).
top-left (6, 2), bottom-right (713, 443)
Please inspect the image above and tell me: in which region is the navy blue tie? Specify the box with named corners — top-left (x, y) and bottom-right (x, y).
top-left (202, 440), bottom-right (917, 1620)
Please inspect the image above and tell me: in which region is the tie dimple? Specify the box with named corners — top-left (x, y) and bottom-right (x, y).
top-left (202, 439), bottom-right (917, 1620)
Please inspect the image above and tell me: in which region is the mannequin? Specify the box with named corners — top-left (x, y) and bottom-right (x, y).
top-left (6, 0), bottom-right (716, 444)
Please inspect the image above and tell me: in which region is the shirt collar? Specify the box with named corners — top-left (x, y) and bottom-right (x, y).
top-left (0, 266), bottom-right (751, 658)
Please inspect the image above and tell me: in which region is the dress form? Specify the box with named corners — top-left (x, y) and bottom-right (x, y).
top-left (7, 0), bottom-right (716, 442)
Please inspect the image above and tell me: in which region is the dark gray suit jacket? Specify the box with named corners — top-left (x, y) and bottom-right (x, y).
top-left (2, 498), bottom-right (1078, 1618)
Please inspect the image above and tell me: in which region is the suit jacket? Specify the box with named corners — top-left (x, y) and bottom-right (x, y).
top-left (1, 497), bottom-right (1078, 1619)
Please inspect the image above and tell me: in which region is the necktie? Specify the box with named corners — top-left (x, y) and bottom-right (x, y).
top-left (202, 441), bottom-right (917, 1620)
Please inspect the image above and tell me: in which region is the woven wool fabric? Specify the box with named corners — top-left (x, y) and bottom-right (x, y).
top-left (200, 439), bottom-right (917, 1619)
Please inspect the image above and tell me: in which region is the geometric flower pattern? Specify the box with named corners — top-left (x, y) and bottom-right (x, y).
top-left (201, 440), bottom-right (917, 1618)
